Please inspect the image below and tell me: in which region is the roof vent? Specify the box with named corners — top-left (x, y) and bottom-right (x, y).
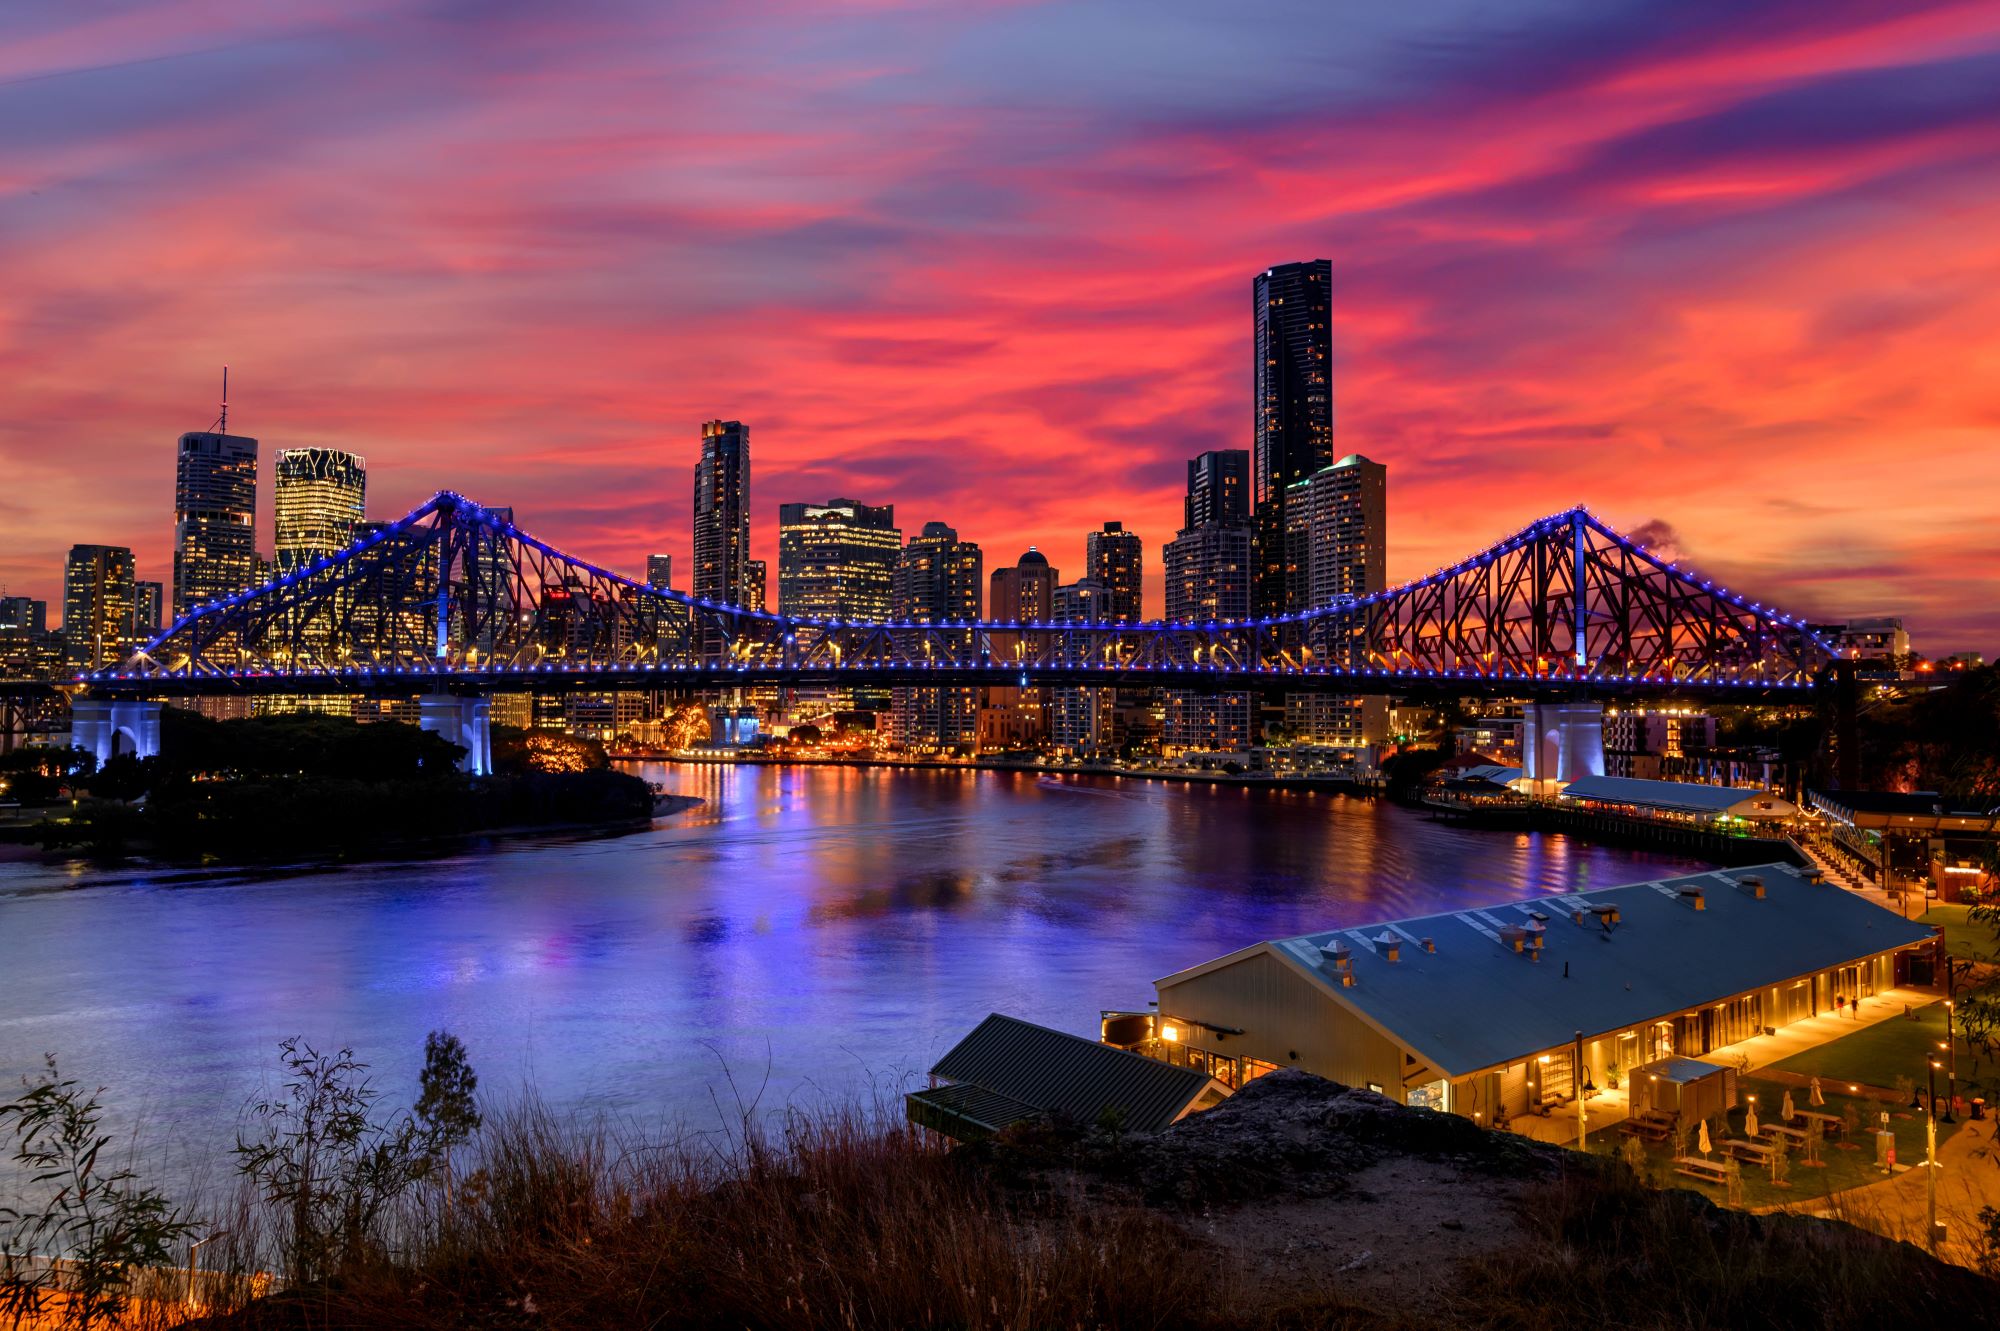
top-left (1680, 887), bottom-right (1706, 911)
top-left (1804, 867), bottom-right (1825, 886)
top-left (1340, 971), bottom-right (1358, 988)
top-left (1500, 926), bottom-right (1527, 953)
top-left (1375, 931), bottom-right (1401, 962)
top-left (1738, 875), bottom-right (1766, 899)
top-left (1421, 936), bottom-right (1436, 954)
top-left (1592, 905), bottom-right (1621, 932)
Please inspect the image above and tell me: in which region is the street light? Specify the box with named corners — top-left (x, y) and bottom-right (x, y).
top-left (1925, 1057), bottom-right (1941, 1254)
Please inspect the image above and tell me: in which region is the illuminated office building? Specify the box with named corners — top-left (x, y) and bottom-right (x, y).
top-left (274, 448), bottom-right (367, 573)
top-left (693, 420), bottom-right (752, 607)
top-left (63, 544), bottom-right (136, 669)
top-left (1283, 452), bottom-right (1388, 748)
top-left (777, 499), bottom-right (900, 621)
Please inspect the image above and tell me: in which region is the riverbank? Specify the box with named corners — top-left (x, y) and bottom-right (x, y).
top-left (618, 749), bottom-right (1386, 795)
top-left (1, 770), bottom-right (690, 867)
top-left (159, 1072), bottom-right (1997, 1329)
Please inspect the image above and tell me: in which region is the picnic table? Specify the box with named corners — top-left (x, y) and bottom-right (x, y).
top-left (1620, 1116), bottom-right (1672, 1142)
top-left (1724, 1138), bottom-right (1775, 1168)
top-left (1797, 1110), bottom-right (1843, 1139)
top-left (1760, 1123), bottom-right (1808, 1148)
top-left (1674, 1156), bottom-right (1730, 1185)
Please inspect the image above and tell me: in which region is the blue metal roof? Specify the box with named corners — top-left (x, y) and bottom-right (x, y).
top-left (1169, 863), bottom-right (1935, 1080)
top-left (1559, 775), bottom-right (1786, 816)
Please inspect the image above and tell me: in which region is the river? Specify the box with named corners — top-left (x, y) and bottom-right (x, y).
top-left (0, 764), bottom-right (1706, 1179)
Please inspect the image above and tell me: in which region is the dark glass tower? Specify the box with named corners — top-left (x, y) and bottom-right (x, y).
top-left (1253, 260), bottom-right (1333, 614)
top-left (692, 420), bottom-right (751, 607)
top-left (173, 430), bottom-right (259, 618)
top-left (1185, 449), bottom-right (1251, 530)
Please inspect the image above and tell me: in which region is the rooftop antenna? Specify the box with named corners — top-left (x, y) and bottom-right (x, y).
top-left (215, 366), bottom-right (229, 434)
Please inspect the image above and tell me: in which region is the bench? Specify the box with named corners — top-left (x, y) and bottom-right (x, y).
top-left (1797, 1111), bottom-right (1844, 1140)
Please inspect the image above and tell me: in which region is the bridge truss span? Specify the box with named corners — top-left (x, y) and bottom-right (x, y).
top-left (93, 493), bottom-right (1835, 698)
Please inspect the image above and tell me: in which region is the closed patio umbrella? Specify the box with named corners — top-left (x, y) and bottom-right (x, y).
top-left (1782, 1090), bottom-right (1796, 1123)
top-left (1810, 1076), bottom-right (1825, 1108)
top-left (1698, 1120), bottom-right (1712, 1158)
top-left (1746, 1105), bottom-right (1760, 1139)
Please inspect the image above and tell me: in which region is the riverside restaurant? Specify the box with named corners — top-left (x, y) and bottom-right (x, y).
top-left (1104, 864), bottom-right (1936, 1126)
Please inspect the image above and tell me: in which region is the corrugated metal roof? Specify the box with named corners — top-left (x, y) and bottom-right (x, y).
top-left (1560, 774), bottom-right (1787, 816)
top-left (906, 1081), bottom-right (1042, 1136)
top-left (1165, 863), bottom-right (1935, 1080)
top-left (926, 1013), bottom-right (1216, 1133)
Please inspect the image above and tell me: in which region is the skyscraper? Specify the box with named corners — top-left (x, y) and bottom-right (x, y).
top-left (744, 560), bottom-right (767, 613)
top-left (173, 428), bottom-right (259, 618)
top-left (979, 549), bottom-right (1059, 750)
top-left (132, 581), bottom-right (164, 642)
top-left (274, 448), bottom-right (366, 573)
top-left (1185, 449), bottom-right (1251, 529)
top-left (692, 420), bottom-right (751, 608)
top-left (1253, 260), bottom-right (1333, 614)
top-left (1284, 453), bottom-right (1388, 749)
top-left (646, 554), bottom-right (674, 590)
top-left (776, 499), bottom-right (900, 621)
top-left (890, 522), bottom-right (982, 752)
top-left (1050, 578), bottom-right (1115, 755)
top-left (63, 544), bottom-right (136, 669)
top-left (1164, 456), bottom-right (1256, 756)
top-left (1084, 522), bottom-right (1142, 624)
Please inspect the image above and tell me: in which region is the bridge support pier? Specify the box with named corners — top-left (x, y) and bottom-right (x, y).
top-left (420, 696), bottom-right (492, 775)
top-left (69, 698), bottom-right (162, 767)
top-left (1521, 701), bottom-right (1605, 787)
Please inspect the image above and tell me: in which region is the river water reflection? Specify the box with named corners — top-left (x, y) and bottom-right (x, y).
top-left (0, 764), bottom-right (1705, 1173)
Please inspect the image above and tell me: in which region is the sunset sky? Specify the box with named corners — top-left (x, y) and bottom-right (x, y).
top-left (4, 1), bottom-right (1999, 652)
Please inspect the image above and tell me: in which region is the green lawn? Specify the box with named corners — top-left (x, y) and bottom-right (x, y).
top-left (1588, 1076), bottom-right (1965, 1209)
top-left (1917, 905), bottom-right (1998, 965)
top-left (1764, 999), bottom-right (1995, 1101)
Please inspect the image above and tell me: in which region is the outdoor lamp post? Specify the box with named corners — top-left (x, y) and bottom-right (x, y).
top-left (1944, 965), bottom-right (1958, 1123)
top-left (1925, 1057), bottom-right (1940, 1254)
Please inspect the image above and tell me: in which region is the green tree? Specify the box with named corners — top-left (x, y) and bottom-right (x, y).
top-left (86, 753), bottom-right (153, 802)
top-left (0, 1056), bottom-right (197, 1330)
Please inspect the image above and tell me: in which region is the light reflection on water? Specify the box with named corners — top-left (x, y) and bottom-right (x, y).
top-left (0, 764), bottom-right (1705, 1181)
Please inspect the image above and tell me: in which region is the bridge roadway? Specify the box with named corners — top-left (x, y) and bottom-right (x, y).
top-left (42, 661), bottom-right (1825, 701)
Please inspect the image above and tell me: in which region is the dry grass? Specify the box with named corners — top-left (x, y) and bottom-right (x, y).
top-left (1447, 1161), bottom-right (1996, 1331)
top-left (196, 1098), bottom-right (1235, 1331)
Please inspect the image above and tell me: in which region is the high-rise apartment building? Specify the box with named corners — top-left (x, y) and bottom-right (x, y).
top-left (1050, 578), bottom-right (1115, 755)
top-left (646, 554), bottom-right (674, 590)
top-left (173, 429), bottom-right (259, 618)
top-left (890, 522), bottom-right (983, 751)
top-left (1253, 260), bottom-right (1333, 615)
top-left (979, 549), bottom-right (1059, 750)
top-left (1164, 460), bottom-right (1256, 756)
top-left (1283, 453), bottom-right (1388, 749)
top-left (1084, 522), bottom-right (1143, 624)
top-left (1185, 450), bottom-right (1251, 529)
top-left (63, 544), bottom-right (137, 669)
top-left (132, 581), bottom-right (164, 642)
top-left (1, 597), bottom-right (48, 636)
top-left (274, 448), bottom-right (366, 573)
top-left (777, 499), bottom-right (900, 621)
top-left (692, 420), bottom-right (751, 607)
top-left (744, 560), bottom-right (767, 613)
top-left (892, 522), bottom-right (982, 622)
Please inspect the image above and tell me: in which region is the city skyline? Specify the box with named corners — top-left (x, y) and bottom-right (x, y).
top-left (5, 5), bottom-right (2000, 653)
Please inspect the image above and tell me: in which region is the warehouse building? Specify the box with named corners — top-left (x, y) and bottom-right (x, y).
top-left (1112, 864), bottom-right (1935, 1126)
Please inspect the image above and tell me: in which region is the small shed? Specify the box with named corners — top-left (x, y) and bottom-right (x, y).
top-left (907, 1013), bottom-right (1229, 1142)
top-left (1629, 1056), bottom-right (1735, 1124)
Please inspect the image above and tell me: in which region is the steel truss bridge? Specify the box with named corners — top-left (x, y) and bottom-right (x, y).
top-left (61, 492), bottom-right (1836, 702)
